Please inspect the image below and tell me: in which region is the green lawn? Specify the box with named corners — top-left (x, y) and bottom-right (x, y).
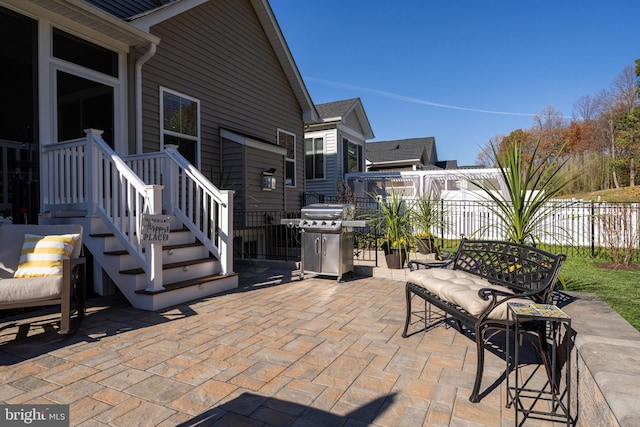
top-left (560, 256), bottom-right (640, 331)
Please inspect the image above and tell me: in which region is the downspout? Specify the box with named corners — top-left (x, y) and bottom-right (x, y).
top-left (135, 43), bottom-right (157, 154)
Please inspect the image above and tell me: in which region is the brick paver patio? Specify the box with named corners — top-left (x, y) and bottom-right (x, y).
top-left (0, 265), bottom-right (563, 426)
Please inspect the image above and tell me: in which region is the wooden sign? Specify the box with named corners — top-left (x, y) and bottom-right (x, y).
top-left (141, 214), bottom-right (171, 244)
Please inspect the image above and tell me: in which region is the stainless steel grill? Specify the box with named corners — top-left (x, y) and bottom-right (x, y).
top-left (282, 204), bottom-right (366, 281)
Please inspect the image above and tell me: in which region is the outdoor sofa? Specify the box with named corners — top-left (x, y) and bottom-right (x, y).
top-left (0, 224), bottom-right (85, 334)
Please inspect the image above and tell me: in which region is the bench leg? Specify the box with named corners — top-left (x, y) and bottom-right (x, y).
top-left (402, 285), bottom-right (412, 338)
top-left (469, 325), bottom-right (486, 403)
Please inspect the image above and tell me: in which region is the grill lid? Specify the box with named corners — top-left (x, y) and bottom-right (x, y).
top-left (300, 204), bottom-right (354, 221)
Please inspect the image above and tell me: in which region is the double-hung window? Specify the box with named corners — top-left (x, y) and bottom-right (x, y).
top-left (279, 129), bottom-right (296, 187)
top-left (161, 88), bottom-right (200, 166)
top-left (305, 137), bottom-right (324, 180)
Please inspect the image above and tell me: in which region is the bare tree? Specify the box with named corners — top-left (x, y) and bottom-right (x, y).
top-left (611, 64), bottom-right (638, 114)
top-left (532, 105), bottom-right (567, 159)
top-left (573, 94), bottom-right (602, 121)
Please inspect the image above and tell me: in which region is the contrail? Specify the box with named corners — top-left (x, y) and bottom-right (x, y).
top-left (306, 77), bottom-right (539, 117)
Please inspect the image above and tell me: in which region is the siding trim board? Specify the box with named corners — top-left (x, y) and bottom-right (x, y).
top-left (221, 128), bottom-right (286, 155)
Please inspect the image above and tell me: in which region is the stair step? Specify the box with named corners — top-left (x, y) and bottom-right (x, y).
top-left (119, 257), bottom-right (217, 275)
top-left (134, 272), bottom-right (239, 295)
top-left (89, 228), bottom-right (186, 239)
top-left (104, 242), bottom-right (203, 256)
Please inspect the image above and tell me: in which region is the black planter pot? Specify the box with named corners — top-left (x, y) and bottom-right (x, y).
top-left (384, 248), bottom-right (407, 269)
top-left (417, 236), bottom-right (435, 254)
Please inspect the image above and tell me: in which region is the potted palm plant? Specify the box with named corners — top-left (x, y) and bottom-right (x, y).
top-left (470, 140), bottom-right (576, 245)
top-left (368, 190), bottom-right (413, 269)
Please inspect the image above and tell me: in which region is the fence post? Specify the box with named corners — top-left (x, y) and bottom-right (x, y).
top-left (591, 201), bottom-right (595, 258)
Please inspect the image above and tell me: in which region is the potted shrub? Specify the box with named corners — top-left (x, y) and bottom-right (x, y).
top-left (411, 192), bottom-right (445, 255)
top-left (368, 191), bottom-right (413, 269)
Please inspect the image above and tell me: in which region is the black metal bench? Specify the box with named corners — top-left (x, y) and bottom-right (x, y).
top-left (402, 239), bottom-right (566, 402)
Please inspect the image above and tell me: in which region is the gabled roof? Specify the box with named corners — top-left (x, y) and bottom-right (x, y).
top-left (313, 98), bottom-right (374, 140)
top-left (84, 0), bottom-right (318, 123)
top-left (366, 137), bottom-right (436, 164)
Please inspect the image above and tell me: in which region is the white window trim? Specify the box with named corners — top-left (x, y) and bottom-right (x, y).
top-left (342, 137), bottom-right (364, 176)
top-left (45, 22), bottom-right (127, 152)
top-left (160, 86), bottom-right (201, 168)
top-left (305, 136), bottom-right (326, 181)
top-left (278, 128), bottom-right (296, 188)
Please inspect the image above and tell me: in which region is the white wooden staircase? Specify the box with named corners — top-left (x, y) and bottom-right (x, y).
top-left (39, 129), bottom-right (237, 311)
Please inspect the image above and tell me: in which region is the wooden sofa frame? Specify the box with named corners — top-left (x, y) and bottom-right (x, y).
top-left (0, 224), bottom-right (86, 334)
top-left (402, 239), bottom-right (566, 402)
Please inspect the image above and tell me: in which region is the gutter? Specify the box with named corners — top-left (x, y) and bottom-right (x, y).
top-left (135, 43), bottom-right (157, 154)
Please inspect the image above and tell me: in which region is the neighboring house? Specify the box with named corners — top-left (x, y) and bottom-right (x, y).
top-left (365, 137), bottom-right (441, 172)
top-left (0, 0), bottom-right (318, 310)
top-left (304, 98), bottom-right (374, 199)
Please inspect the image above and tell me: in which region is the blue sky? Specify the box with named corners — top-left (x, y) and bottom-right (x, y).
top-left (269, 1), bottom-right (639, 166)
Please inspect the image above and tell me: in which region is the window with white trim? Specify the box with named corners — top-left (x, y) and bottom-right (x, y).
top-left (342, 137), bottom-right (363, 176)
top-left (305, 137), bottom-right (324, 180)
top-left (161, 88), bottom-right (200, 166)
top-left (279, 129), bottom-right (296, 187)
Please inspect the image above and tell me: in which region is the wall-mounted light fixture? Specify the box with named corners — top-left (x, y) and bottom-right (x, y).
top-left (262, 168), bottom-right (276, 191)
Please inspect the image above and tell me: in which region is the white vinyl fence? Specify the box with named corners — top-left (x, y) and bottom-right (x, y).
top-left (438, 200), bottom-right (639, 250)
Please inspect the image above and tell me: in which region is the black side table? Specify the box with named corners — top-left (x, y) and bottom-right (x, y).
top-left (506, 302), bottom-right (573, 426)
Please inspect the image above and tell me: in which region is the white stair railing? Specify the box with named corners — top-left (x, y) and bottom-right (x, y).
top-left (125, 146), bottom-right (234, 275)
top-left (42, 129), bottom-right (164, 292)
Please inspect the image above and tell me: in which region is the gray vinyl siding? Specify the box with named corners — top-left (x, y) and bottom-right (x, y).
top-left (305, 129), bottom-right (338, 197)
top-left (138, 0), bottom-right (305, 212)
top-left (344, 110), bottom-right (364, 136)
top-left (245, 149), bottom-right (286, 212)
top-left (220, 137), bottom-right (245, 213)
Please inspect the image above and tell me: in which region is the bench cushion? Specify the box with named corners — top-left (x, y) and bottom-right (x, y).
top-left (407, 268), bottom-right (531, 320)
top-left (0, 275), bottom-right (63, 303)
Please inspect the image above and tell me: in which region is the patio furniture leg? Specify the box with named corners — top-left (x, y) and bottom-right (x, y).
top-left (402, 285), bottom-right (412, 337)
top-left (470, 324), bottom-right (486, 403)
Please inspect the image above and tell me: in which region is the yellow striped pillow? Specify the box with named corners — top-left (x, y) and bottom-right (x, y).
top-left (13, 233), bottom-right (80, 278)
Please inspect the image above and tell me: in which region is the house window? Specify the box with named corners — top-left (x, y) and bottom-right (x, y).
top-left (305, 137), bottom-right (324, 180)
top-left (161, 88), bottom-right (199, 166)
top-left (342, 137), bottom-right (363, 176)
top-left (279, 130), bottom-right (296, 187)
top-left (53, 28), bottom-right (118, 77)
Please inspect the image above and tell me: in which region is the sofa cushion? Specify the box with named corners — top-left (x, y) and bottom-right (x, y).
top-left (407, 268), bottom-right (532, 320)
top-left (0, 275), bottom-right (63, 302)
top-left (14, 234), bottom-right (79, 278)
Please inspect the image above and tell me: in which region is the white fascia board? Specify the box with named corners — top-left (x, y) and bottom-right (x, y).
top-left (371, 159), bottom-right (422, 166)
top-left (337, 123), bottom-right (366, 142)
top-left (3, 0), bottom-right (159, 49)
top-left (129, 0), bottom-right (209, 31)
top-left (221, 129), bottom-right (286, 156)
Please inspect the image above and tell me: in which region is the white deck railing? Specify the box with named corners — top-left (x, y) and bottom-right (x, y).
top-left (42, 129), bottom-right (234, 291)
top-left (125, 146), bottom-right (233, 275)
